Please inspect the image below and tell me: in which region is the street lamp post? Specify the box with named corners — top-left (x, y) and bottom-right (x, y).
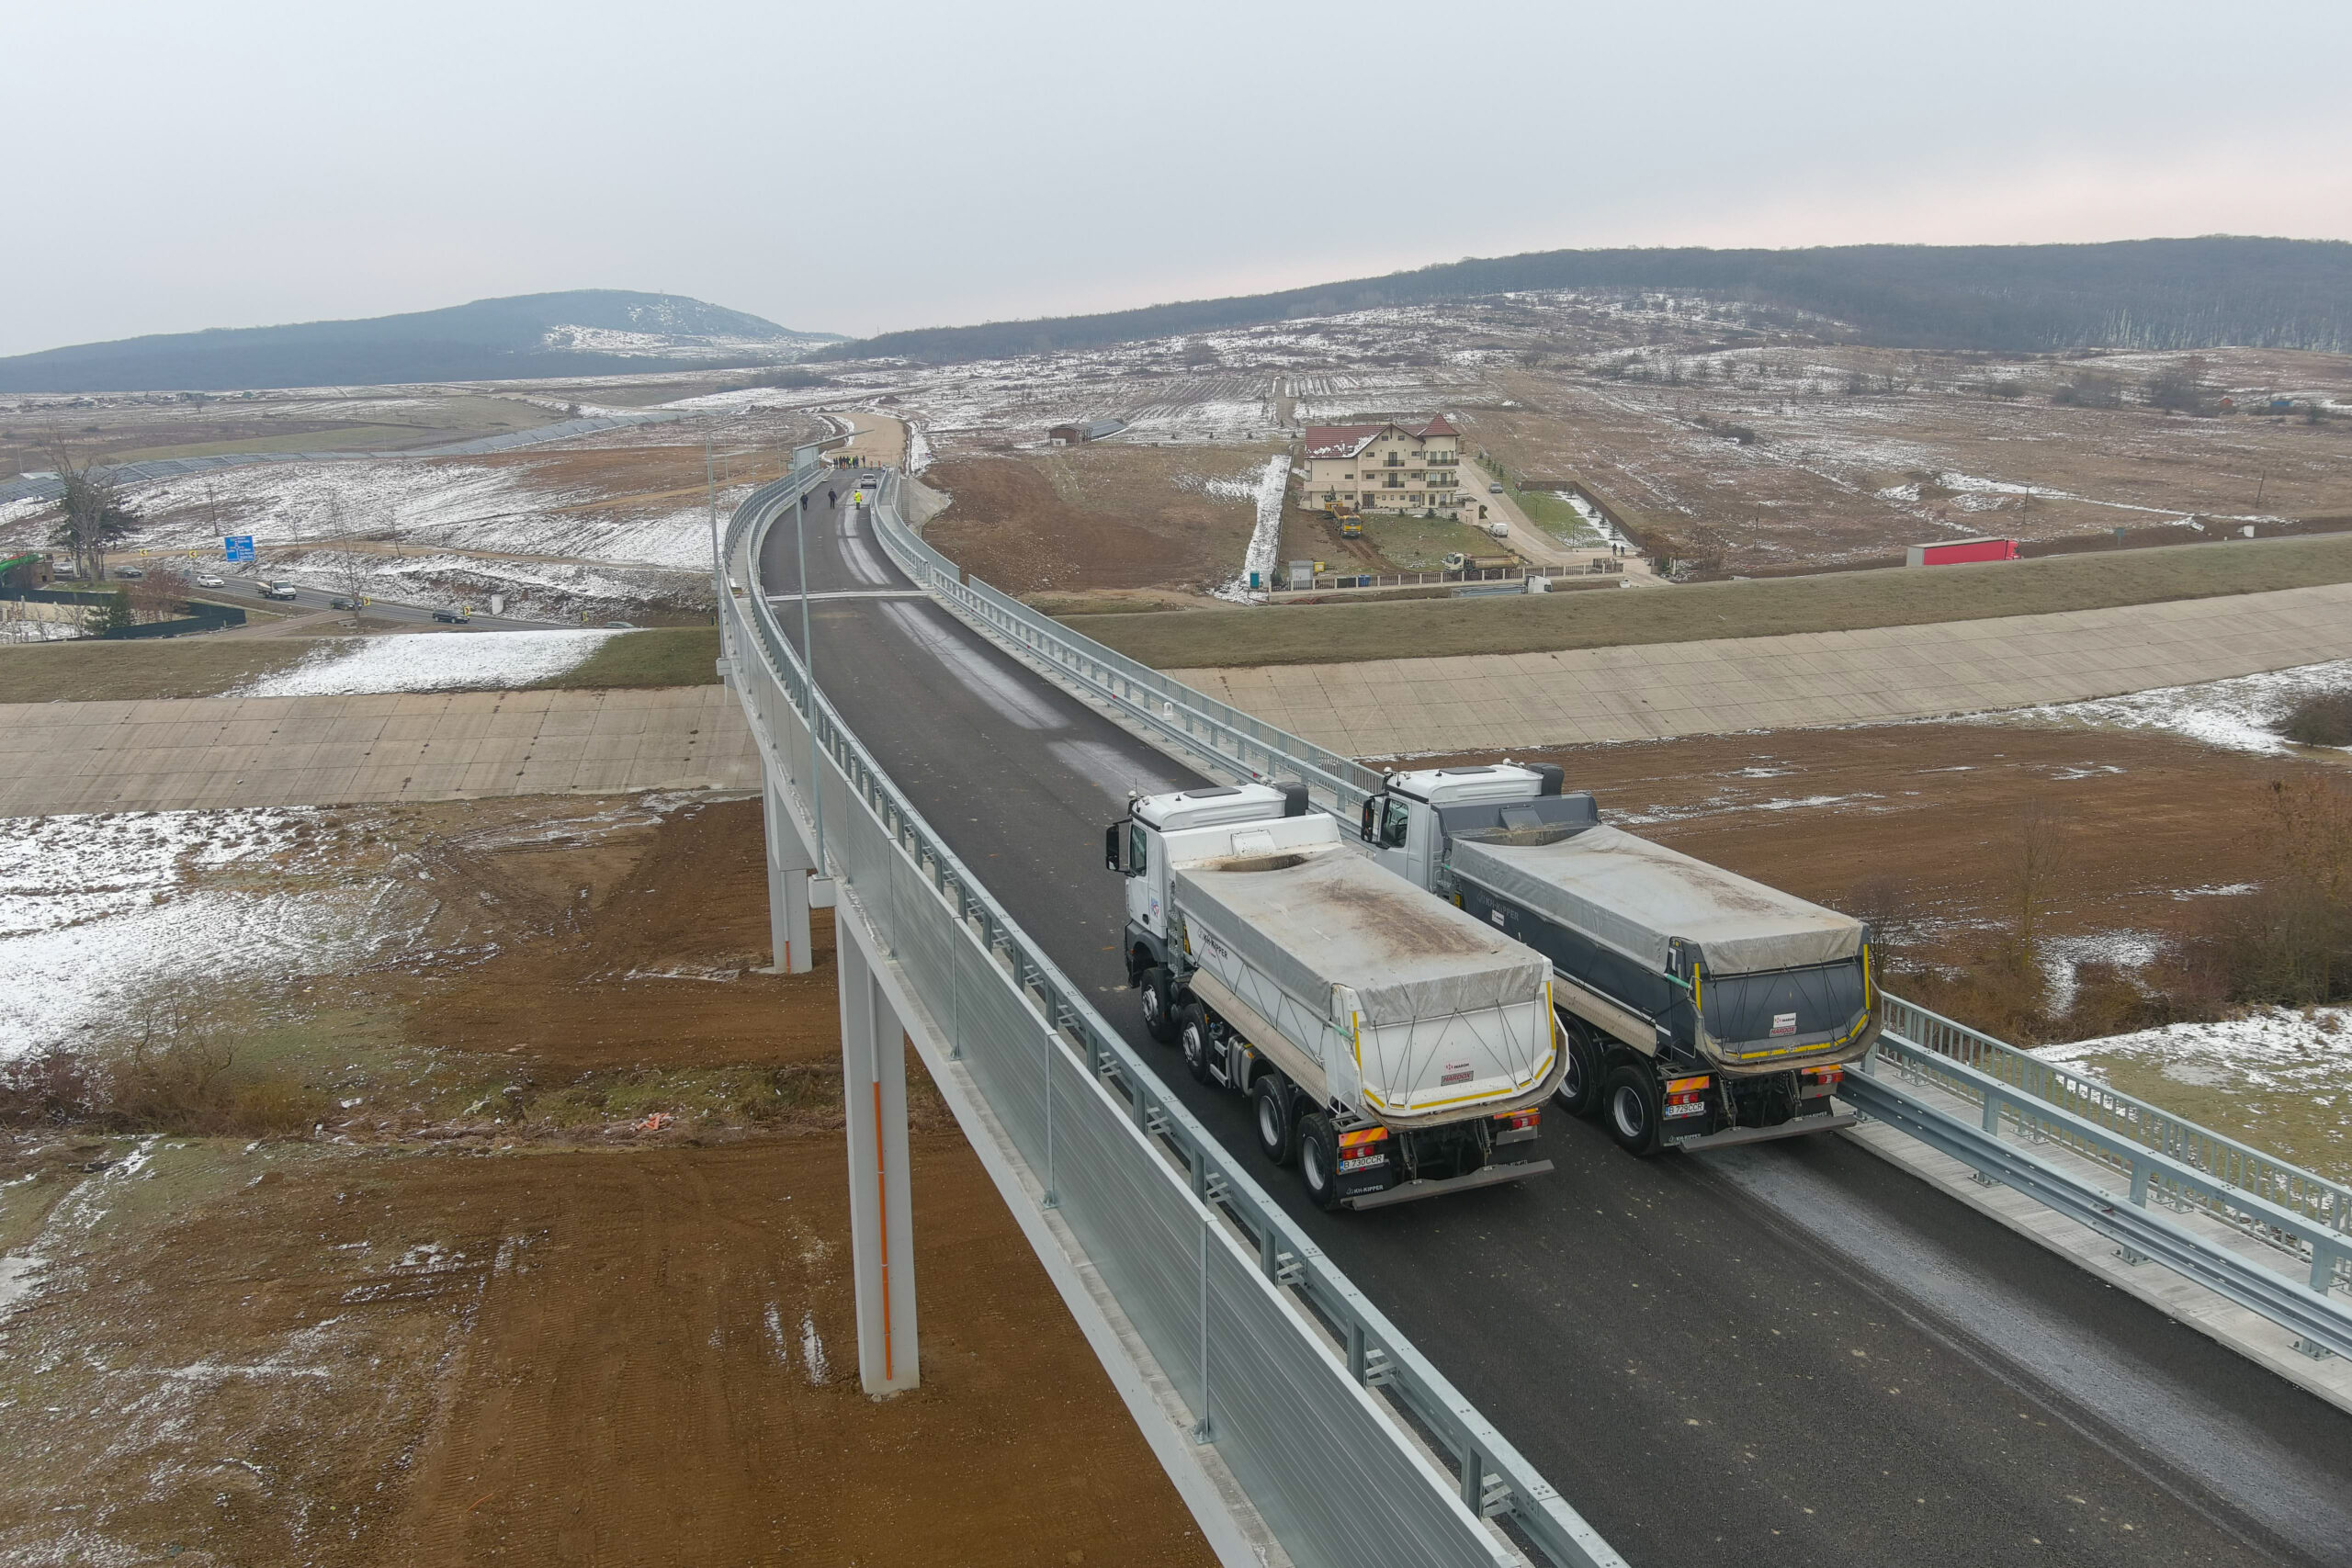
top-left (795, 482), bottom-right (824, 872)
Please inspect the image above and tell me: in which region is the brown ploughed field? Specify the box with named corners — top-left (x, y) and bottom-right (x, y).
top-left (0, 793), bottom-right (1213, 1568)
top-left (922, 446), bottom-right (1272, 597)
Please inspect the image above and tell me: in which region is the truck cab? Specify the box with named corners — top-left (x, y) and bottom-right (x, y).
top-left (1110, 783), bottom-right (1329, 984)
top-left (1360, 762), bottom-right (1877, 1157)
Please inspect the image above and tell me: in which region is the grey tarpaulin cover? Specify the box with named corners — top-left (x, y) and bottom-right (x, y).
top-left (1175, 849), bottom-right (1548, 1026)
top-left (1449, 826), bottom-right (1861, 975)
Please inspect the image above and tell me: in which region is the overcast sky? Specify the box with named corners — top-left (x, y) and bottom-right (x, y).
top-left (6, 0), bottom-right (2348, 358)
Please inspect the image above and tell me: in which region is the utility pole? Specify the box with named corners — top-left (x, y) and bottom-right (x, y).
top-left (2255, 470), bottom-right (2267, 509)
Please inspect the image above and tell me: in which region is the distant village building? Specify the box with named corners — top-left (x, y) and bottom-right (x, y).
top-left (1047, 418), bottom-right (1126, 446)
top-left (1297, 417), bottom-right (1464, 517)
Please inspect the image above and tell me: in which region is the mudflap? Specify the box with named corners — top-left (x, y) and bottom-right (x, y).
top-left (1340, 1158), bottom-right (1555, 1211)
top-left (1669, 1111), bottom-right (1858, 1153)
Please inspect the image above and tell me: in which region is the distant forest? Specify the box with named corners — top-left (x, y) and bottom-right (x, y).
top-left (821, 238), bottom-right (2352, 364)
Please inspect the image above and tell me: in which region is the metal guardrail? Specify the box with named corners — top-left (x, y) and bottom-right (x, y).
top-left (1849, 1040), bottom-right (2352, 1359)
top-left (1879, 994), bottom-right (2352, 1282)
top-left (867, 475), bottom-right (1385, 816)
top-left (726, 474), bottom-right (1622, 1568)
top-left (861, 469), bottom-right (2352, 1363)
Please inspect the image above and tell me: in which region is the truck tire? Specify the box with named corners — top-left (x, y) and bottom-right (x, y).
top-left (1297, 1114), bottom-right (1341, 1211)
top-left (1176, 1004), bottom-right (1215, 1085)
top-left (1252, 1074), bottom-right (1297, 1168)
top-left (1555, 1016), bottom-right (1604, 1119)
top-left (1603, 1064), bottom-right (1664, 1157)
top-left (1138, 965), bottom-right (1178, 1045)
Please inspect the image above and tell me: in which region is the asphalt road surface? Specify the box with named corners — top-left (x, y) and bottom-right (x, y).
top-left (198, 576), bottom-right (553, 629)
top-left (763, 480), bottom-right (2352, 1568)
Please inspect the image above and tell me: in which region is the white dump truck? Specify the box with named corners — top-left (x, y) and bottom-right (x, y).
top-left (1107, 783), bottom-right (1566, 1209)
top-left (1359, 763), bottom-right (1878, 1156)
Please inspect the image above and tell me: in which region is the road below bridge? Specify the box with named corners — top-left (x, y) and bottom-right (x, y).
top-left (759, 477), bottom-right (2352, 1568)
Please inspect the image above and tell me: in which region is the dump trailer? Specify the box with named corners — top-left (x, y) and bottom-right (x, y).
top-left (1108, 783), bottom-right (1566, 1209)
top-left (1361, 763), bottom-right (1878, 1157)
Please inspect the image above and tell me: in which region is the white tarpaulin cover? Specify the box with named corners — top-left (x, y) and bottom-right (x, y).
top-left (1175, 848), bottom-right (1549, 1027)
top-left (1449, 826), bottom-right (1862, 975)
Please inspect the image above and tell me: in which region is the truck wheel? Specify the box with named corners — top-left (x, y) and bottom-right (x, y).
top-left (1555, 1017), bottom-right (1603, 1119)
top-left (1252, 1075), bottom-right (1297, 1168)
top-left (1138, 965), bottom-right (1178, 1045)
top-left (1297, 1114), bottom-right (1341, 1211)
top-left (1603, 1064), bottom-right (1663, 1157)
top-left (1176, 1004), bottom-right (1214, 1086)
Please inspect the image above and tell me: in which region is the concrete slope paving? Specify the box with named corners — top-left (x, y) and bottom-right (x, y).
top-left (1168, 580), bottom-right (2352, 756)
top-left (770, 485), bottom-right (2352, 1568)
top-left (0, 687), bottom-right (756, 817)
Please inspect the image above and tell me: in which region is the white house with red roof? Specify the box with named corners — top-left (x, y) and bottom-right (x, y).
top-left (1296, 416), bottom-right (1465, 518)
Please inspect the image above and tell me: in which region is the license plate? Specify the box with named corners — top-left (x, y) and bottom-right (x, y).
top-left (1664, 1100), bottom-right (1708, 1119)
top-left (1339, 1154), bottom-right (1386, 1173)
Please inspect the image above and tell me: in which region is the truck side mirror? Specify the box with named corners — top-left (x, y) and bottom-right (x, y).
top-left (1104, 822), bottom-right (1125, 873)
top-left (1359, 798), bottom-right (1375, 842)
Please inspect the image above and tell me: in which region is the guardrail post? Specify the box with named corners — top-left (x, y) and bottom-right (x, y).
top-left (760, 771), bottom-right (816, 975)
top-left (2315, 1240), bottom-right (2345, 1298)
top-left (1973, 1087), bottom-right (2001, 1185)
top-left (836, 913), bottom-right (919, 1394)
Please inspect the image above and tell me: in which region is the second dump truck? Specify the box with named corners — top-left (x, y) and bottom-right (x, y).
top-left (1361, 763), bottom-right (1879, 1156)
top-left (1108, 783), bottom-right (1566, 1209)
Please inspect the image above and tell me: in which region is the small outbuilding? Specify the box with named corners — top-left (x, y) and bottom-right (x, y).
top-left (1047, 418), bottom-right (1126, 446)
top-left (1905, 537), bottom-right (2018, 567)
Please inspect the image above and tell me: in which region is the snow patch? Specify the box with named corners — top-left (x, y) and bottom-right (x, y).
top-left (2000, 660), bottom-right (2352, 756)
top-left (1213, 455), bottom-right (1290, 602)
top-left (236, 630), bottom-right (616, 696)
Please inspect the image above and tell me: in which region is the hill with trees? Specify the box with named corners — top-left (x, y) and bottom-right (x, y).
top-left (0, 290), bottom-right (836, 393)
top-left (820, 238), bottom-right (2352, 364)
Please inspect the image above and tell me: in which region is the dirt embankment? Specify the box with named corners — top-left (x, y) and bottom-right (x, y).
top-left (0, 1137), bottom-right (1214, 1568)
top-left (411, 795), bottom-right (840, 1073)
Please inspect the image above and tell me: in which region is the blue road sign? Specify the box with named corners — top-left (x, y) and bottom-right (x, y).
top-left (224, 536), bottom-right (254, 562)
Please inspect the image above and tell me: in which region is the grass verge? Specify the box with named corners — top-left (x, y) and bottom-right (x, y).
top-left (531, 625), bottom-right (721, 689)
top-left (1075, 531), bottom-right (2352, 670)
top-left (0, 639), bottom-right (316, 702)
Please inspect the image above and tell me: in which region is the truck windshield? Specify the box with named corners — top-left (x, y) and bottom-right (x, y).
top-left (1127, 821), bottom-right (1148, 874)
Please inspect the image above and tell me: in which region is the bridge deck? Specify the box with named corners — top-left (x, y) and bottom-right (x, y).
top-left (760, 483), bottom-right (2352, 1568)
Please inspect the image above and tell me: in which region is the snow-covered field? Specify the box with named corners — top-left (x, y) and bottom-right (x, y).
top-left (2041, 1006), bottom-right (2352, 1089)
top-left (117, 457), bottom-right (738, 572)
top-left (0, 810), bottom-right (428, 1058)
top-left (2036, 1006), bottom-right (2352, 1181)
top-left (236, 629), bottom-right (616, 696)
top-left (2000, 659), bottom-right (2352, 756)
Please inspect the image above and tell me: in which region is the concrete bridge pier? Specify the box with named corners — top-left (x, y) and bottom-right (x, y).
top-left (760, 771), bottom-right (817, 974)
top-left (836, 910), bottom-right (921, 1394)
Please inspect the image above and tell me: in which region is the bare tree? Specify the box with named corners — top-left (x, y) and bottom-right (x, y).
top-left (325, 550), bottom-right (379, 615)
top-left (127, 561), bottom-right (190, 624)
top-left (43, 431), bottom-right (139, 582)
top-left (2005, 796), bottom-right (2074, 968)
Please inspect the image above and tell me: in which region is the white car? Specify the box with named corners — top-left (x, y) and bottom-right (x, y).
top-left (196, 574), bottom-right (225, 587)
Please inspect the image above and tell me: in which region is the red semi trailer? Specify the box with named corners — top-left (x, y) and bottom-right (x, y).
top-left (1906, 536), bottom-right (2018, 567)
